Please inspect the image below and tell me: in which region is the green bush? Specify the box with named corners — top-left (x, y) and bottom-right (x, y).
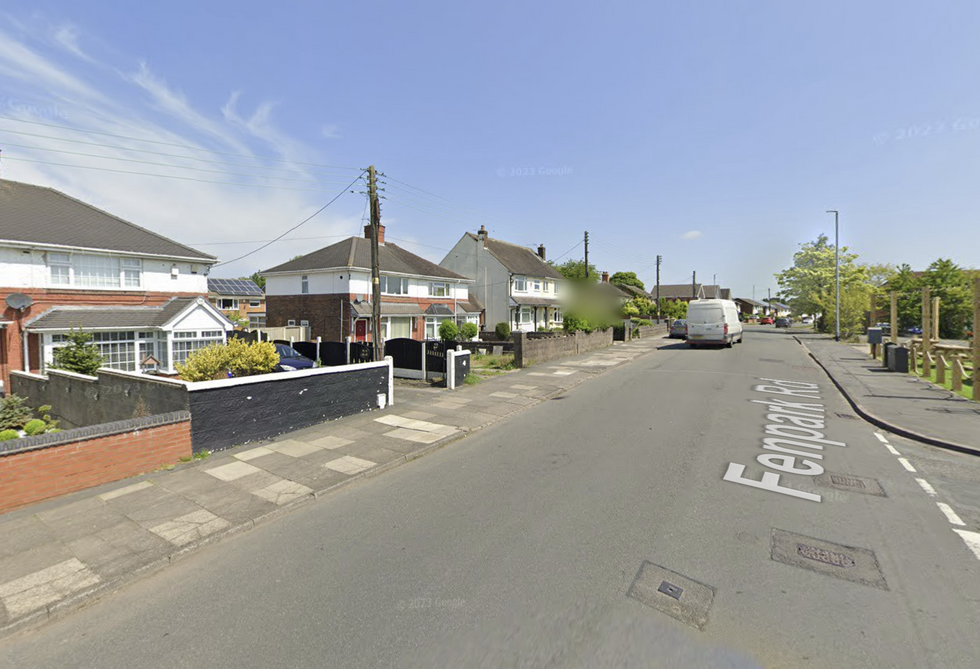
top-left (634, 319), bottom-right (654, 326)
top-left (176, 339), bottom-right (279, 382)
top-left (495, 321), bottom-right (511, 340)
top-left (0, 429), bottom-right (19, 441)
top-left (23, 419), bottom-right (46, 436)
top-left (460, 322), bottom-right (479, 340)
top-left (0, 395), bottom-right (33, 430)
top-left (439, 320), bottom-right (460, 342)
top-left (51, 328), bottom-right (106, 376)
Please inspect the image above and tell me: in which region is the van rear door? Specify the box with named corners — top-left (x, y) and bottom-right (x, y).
top-left (687, 305), bottom-right (725, 342)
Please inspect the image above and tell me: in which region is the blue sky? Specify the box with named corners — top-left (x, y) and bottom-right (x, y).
top-left (1, 1), bottom-right (978, 300)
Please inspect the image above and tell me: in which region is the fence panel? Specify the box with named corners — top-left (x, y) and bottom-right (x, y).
top-left (426, 341), bottom-right (448, 374)
top-left (385, 338), bottom-right (423, 371)
top-left (349, 342), bottom-right (376, 364)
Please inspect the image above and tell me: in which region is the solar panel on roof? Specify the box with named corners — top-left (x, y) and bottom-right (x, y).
top-left (208, 278), bottom-right (263, 296)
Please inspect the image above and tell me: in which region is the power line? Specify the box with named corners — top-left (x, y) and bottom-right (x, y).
top-left (0, 141), bottom-right (358, 186)
top-left (0, 126), bottom-right (357, 178)
top-left (212, 171), bottom-right (366, 268)
top-left (0, 115), bottom-right (363, 171)
top-left (2, 155), bottom-right (358, 193)
top-left (382, 173), bottom-right (506, 225)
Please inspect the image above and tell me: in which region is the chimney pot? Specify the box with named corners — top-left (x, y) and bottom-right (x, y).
top-left (537, 244), bottom-right (546, 261)
top-left (601, 271), bottom-right (609, 283)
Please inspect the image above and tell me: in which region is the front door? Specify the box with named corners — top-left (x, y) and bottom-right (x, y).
top-left (355, 319), bottom-right (367, 342)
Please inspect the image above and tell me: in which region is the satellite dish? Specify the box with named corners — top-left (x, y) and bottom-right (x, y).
top-left (5, 293), bottom-right (33, 311)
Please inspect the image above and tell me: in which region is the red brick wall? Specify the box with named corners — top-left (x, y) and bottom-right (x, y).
top-left (0, 415), bottom-right (192, 514)
top-left (267, 293), bottom-right (348, 341)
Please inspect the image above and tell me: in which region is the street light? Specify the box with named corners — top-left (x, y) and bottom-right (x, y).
top-left (826, 210), bottom-right (840, 342)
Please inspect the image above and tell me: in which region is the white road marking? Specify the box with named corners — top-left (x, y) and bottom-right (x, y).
top-left (937, 503), bottom-right (966, 526)
top-left (952, 529), bottom-right (980, 561)
top-left (884, 443), bottom-right (901, 456)
top-left (898, 457), bottom-right (916, 472)
top-left (915, 478), bottom-right (938, 496)
top-left (874, 432), bottom-right (888, 443)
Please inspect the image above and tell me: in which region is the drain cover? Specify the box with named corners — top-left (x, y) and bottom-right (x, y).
top-left (771, 529), bottom-right (888, 589)
top-left (817, 471), bottom-right (887, 497)
top-left (628, 561), bottom-right (715, 630)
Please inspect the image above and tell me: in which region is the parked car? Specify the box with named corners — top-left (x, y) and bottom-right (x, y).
top-left (668, 319), bottom-right (688, 339)
top-left (759, 316), bottom-right (774, 325)
top-left (801, 316), bottom-right (813, 325)
top-left (273, 343), bottom-right (317, 371)
top-left (686, 299), bottom-right (743, 348)
top-left (775, 317), bottom-right (792, 328)
top-left (874, 322), bottom-right (891, 336)
top-left (904, 326), bottom-right (923, 336)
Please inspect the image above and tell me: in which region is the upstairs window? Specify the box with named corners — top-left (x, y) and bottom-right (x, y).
top-left (45, 252), bottom-right (142, 289)
top-left (48, 252), bottom-right (71, 286)
top-left (217, 298), bottom-right (239, 310)
top-left (430, 282), bottom-right (449, 297)
top-left (531, 279), bottom-right (541, 292)
top-left (513, 276), bottom-right (527, 292)
top-left (380, 276), bottom-right (408, 295)
top-left (301, 275), bottom-right (309, 294)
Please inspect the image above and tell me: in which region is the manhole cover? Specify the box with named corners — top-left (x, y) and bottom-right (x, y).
top-left (628, 561), bottom-right (715, 630)
top-left (771, 529), bottom-right (888, 589)
top-left (816, 471), bottom-right (886, 497)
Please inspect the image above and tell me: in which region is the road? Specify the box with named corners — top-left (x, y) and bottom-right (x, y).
top-left (2, 329), bottom-right (980, 667)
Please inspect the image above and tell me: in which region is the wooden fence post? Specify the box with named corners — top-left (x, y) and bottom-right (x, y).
top-left (922, 287), bottom-right (932, 377)
top-left (952, 356), bottom-right (964, 392)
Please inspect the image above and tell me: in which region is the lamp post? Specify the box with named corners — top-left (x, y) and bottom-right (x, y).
top-left (826, 210), bottom-right (840, 342)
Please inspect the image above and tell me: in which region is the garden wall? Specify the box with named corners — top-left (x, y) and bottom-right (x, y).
top-left (512, 329), bottom-right (614, 368)
top-left (0, 412), bottom-right (191, 514)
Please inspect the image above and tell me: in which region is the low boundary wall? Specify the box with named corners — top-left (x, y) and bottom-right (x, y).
top-left (513, 329), bottom-right (614, 368)
top-left (0, 412), bottom-right (191, 514)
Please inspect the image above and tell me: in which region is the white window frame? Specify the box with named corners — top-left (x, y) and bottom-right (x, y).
top-left (380, 275), bottom-right (408, 295)
top-left (249, 299), bottom-right (262, 307)
top-left (301, 275), bottom-right (309, 294)
top-left (531, 279), bottom-right (541, 292)
top-left (513, 276), bottom-right (527, 293)
top-left (429, 282), bottom-right (449, 298)
top-left (249, 314), bottom-right (266, 328)
top-left (45, 252), bottom-right (143, 289)
top-left (517, 306), bottom-right (533, 324)
top-left (172, 330), bottom-right (224, 366)
top-left (217, 298), bottom-right (240, 310)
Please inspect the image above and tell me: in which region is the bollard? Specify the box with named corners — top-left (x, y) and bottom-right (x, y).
top-left (952, 357), bottom-right (965, 392)
top-left (936, 354), bottom-right (947, 385)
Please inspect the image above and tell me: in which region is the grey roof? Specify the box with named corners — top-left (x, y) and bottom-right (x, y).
top-left (597, 282), bottom-right (631, 299)
top-left (424, 304), bottom-right (455, 316)
top-left (657, 283), bottom-right (729, 300)
top-left (263, 237), bottom-right (468, 280)
top-left (454, 301), bottom-right (482, 315)
top-left (26, 298), bottom-right (210, 331)
top-left (0, 179), bottom-right (215, 261)
top-left (735, 297), bottom-right (767, 308)
top-left (614, 283), bottom-right (653, 300)
top-left (510, 296), bottom-right (561, 307)
top-left (208, 278), bottom-right (264, 297)
top-left (470, 233), bottom-right (564, 279)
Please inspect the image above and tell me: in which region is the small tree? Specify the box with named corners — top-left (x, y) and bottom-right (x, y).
top-left (438, 320), bottom-right (460, 342)
top-left (0, 395), bottom-right (34, 430)
top-left (495, 321), bottom-right (511, 340)
top-left (460, 322), bottom-right (479, 340)
top-left (51, 328), bottom-right (105, 376)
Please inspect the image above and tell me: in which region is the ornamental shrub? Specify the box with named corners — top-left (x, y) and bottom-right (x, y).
top-left (495, 321), bottom-right (511, 340)
top-left (460, 322), bottom-right (478, 340)
top-left (23, 419), bottom-right (46, 436)
top-left (0, 395), bottom-right (33, 430)
top-left (176, 339), bottom-right (280, 382)
top-left (0, 429), bottom-right (19, 441)
top-left (51, 328), bottom-right (106, 376)
top-left (438, 320), bottom-right (460, 342)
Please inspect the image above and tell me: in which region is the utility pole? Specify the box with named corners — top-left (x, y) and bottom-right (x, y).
top-left (584, 231), bottom-right (589, 279)
top-left (367, 166), bottom-right (382, 361)
top-left (655, 255), bottom-right (662, 322)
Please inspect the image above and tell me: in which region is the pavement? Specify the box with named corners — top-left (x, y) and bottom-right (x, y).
top-left (1, 331), bottom-right (978, 639)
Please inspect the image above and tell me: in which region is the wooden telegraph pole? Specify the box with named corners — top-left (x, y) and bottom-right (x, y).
top-left (367, 166), bottom-right (382, 361)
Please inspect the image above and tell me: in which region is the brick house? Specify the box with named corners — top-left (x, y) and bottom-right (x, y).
top-left (262, 225), bottom-right (480, 343)
top-left (0, 179), bottom-right (232, 390)
top-left (207, 277), bottom-right (266, 328)
top-left (440, 226), bottom-right (565, 332)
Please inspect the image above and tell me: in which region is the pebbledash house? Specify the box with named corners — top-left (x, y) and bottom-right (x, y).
top-left (0, 179), bottom-right (232, 392)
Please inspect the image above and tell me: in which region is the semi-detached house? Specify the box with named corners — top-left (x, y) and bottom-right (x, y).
top-left (262, 225), bottom-right (480, 343)
top-left (440, 226), bottom-right (564, 332)
top-left (0, 179), bottom-right (232, 391)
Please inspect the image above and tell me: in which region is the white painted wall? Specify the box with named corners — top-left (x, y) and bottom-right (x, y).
top-left (0, 247), bottom-right (208, 293)
top-left (266, 268), bottom-right (470, 301)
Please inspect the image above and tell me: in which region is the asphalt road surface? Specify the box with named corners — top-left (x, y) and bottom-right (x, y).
top-left (3, 330), bottom-right (980, 668)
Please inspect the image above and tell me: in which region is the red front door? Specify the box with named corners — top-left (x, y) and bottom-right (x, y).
top-left (355, 319), bottom-right (367, 342)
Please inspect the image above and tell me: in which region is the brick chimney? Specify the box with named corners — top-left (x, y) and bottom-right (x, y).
top-left (537, 244), bottom-right (546, 261)
top-left (601, 271), bottom-right (609, 283)
top-left (364, 224), bottom-right (385, 244)
top-left (476, 225), bottom-right (489, 247)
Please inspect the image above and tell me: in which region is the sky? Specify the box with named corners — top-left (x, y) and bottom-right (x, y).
top-left (1, 1), bottom-right (978, 301)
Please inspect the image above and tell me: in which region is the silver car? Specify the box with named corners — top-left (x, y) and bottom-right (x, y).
top-left (668, 319), bottom-right (687, 339)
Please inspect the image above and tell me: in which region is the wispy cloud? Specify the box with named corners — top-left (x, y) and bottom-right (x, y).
top-left (680, 230), bottom-right (703, 240)
top-left (0, 15), bottom-right (359, 275)
top-left (320, 124), bottom-right (342, 140)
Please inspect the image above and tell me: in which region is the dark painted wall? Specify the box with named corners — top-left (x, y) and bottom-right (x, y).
top-left (10, 370), bottom-right (189, 429)
top-left (188, 366), bottom-right (389, 452)
top-left (454, 351), bottom-right (469, 385)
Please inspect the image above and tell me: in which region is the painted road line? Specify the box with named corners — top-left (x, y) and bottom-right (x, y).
top-left (952, 529), bottom-right (980, 561)
top-left (898, 458), bottom-right (917, 472)
top-left (884, 443), bottom-right (901, 456)
top-left (937, 503), bottom-right (966, 527)
top-left (874, 432), bottom-right (889, 444)
top-left (915, 478), bottom-right (938, 497)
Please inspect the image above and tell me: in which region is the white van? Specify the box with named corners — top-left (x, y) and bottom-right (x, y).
top-left (685, 299), bottom-right (743, 348)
